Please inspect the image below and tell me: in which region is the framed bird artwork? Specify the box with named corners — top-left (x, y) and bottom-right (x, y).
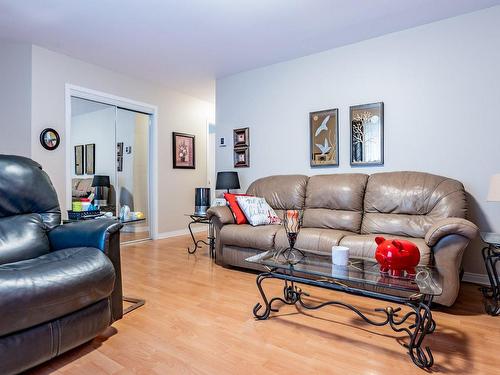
top-left (309, 108), bottom-right (339, 167)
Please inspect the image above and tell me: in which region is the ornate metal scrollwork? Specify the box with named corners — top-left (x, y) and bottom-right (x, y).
top-left (252, 272), bottom-right (436, 369)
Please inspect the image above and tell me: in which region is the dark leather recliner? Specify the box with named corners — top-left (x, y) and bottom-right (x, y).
top-left (0, 155), bottom-right (123, 375)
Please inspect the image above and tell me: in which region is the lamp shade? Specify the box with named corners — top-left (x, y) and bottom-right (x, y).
top-left (216, 171), bottom-right (240, 191)
top-left (91, 175), bottom-right (110, 188)
top-left (487, 174), bottom-right (500, 202)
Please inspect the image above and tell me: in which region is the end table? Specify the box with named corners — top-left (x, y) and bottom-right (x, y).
top-left (185, 213), bottom-right (215, 258)
top-left (480, 232), bottom-right (500, 315)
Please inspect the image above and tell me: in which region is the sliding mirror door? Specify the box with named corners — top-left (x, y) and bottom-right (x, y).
top-left (70, 97), bottom-right (118, 215)
top-left (69, 97), bottom-right (151, 243)
top-left (116, 108), bottom-right (150, 242)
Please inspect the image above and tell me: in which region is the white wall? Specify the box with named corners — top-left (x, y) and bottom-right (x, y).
top-left (216, 6), bottom-right (500, 275)
top-left (30, 45), bottom-right (213, 235)
top-left (0, 40), bottom-right (31, 156)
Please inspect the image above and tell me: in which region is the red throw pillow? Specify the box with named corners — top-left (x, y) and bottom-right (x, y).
top-left (224, 193), bottom-right (251, 224)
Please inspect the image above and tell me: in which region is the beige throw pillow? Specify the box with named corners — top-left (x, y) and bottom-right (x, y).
top-left (235, 196), bottom-right (281, 226)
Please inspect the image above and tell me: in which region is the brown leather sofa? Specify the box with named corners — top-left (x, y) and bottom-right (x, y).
top-left (208, 172), bottom-right (479, 307)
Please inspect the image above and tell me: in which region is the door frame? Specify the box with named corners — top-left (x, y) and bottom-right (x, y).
top-left (64, 84), bottom-right (159, 239)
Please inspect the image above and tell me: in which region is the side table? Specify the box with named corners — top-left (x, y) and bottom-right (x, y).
top-left (480, 232), bottom-right (500, 315)
top-left (186, 213), bottom-right (215, 258)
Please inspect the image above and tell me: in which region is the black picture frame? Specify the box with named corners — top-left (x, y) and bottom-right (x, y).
top-left (173, 132), bottom-right (196, 169)
top-left (309, 108), bottom-right (339, 167)
top-left (85, 143), bottom-right (95, 175)
top-left (74, 145), bottom-right (84, 175)
top-left (40, 128), bottom-right (60, 150)
top-left (117, 142), bottom-right (124, 172)
top-left (350, 102), bottom-right (384, 166)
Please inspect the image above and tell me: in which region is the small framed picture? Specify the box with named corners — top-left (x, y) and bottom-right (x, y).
top-left (350, 102), bottom-right (384, 166)
top-left (85, 143), bottom-right (95, 175)
top-left (233, 127), bottom-right (249, 147)
top-left (74, 145), bottom-right (84, 175)
top-left (310, 109), bottom-right (339, 167)
top-left (173, 132), bottom-right (195, 169)
top-left (117, 142), bottom-right (124, 172)
top-left (234, 148), bottom-right (249, 168)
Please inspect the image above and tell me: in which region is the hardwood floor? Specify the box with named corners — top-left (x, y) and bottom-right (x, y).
top-left (28, 235), bottom-right (498, 375)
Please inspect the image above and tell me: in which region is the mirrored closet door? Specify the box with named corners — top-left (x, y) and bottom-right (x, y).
top-left (70, 97), bottom-right (151, 243)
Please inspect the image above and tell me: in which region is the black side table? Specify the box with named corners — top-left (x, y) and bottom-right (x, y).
top-left (481, 232), bottom-right (500, 315)
top-left (186, 213), bottom-right (215, 258)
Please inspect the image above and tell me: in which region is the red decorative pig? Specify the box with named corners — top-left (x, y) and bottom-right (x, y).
top-left (374, 237), bottom-right (420, 277)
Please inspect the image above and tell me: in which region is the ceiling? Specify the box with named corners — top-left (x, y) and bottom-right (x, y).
top-left (0, 0), bottom-right (498, 102)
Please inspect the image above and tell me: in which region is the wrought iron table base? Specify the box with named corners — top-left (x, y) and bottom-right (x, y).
top-left (481, 245), bottom-right (500, 316)
top-left (123, 296), bottom-right (145, 315)
top-left (252, 270), bottom-right (436, 369)
top-left (187, 215), bottom-right (215, 258)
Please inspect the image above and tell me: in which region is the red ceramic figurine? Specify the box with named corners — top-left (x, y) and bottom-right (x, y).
top-left (374, 236), bottom-right (420, 277)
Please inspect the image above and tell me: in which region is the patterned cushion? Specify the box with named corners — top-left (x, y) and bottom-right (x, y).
top-left (235, 196), bottom-right (281, 226)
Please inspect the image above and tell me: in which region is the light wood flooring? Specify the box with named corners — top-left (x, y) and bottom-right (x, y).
top-left (28, 235), bottom-right (499, 374)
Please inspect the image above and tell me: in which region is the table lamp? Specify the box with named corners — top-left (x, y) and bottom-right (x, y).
top-left (216, 171), bottom-right (240, 193)
top-left (92, 175), bottom-right (110, 207)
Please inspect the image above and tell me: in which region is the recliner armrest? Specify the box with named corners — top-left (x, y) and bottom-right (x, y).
top-left (48, 219), bottom-right (123, 252)
top-left (207, 206), bottom-right (235, 225)
top-left (48, 218), bottom-right (124, 322)
top-left (425, 217), bottom-right (478, 247)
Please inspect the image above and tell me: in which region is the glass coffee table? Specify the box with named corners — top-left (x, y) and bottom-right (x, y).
top-left (246, 251), bottom-right (442, 369)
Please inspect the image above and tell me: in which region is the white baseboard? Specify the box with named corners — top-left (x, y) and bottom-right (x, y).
top-left (463, 272), bottom-right (490, 286)
top-left (154, 227), bottom-right (206, 240)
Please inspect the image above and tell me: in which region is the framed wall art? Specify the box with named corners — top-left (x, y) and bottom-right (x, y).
top-left (74, 145), bottom-right (84, 175)
top-left (234, 147), bottom-right (249, 168)
top-left (117, 142), bottom-right (124, 172)
top-left (350, 102), bottom-right (384, 166)
top-left (85, 143), bottom-right (95, 175)
top-left (309, 108), bottom-right (339, 167)
top-left (233, 127), bottom-right (249, 147)
top-left (173, 132), bottom-right (195, 169)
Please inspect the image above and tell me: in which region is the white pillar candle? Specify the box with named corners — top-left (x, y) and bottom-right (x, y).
top-left (331, 246), bottom-right (349, 266)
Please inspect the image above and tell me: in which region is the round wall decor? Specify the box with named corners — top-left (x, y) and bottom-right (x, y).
top-left (39, 128), bottom-right (60, 150)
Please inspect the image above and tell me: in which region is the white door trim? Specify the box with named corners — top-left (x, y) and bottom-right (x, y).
top-left (64, 84), bottom-right (159, 239)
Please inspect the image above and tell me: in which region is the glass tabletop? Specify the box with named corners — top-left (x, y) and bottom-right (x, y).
top-left (246, 251), bottom-right (442, 297)
top-left (481, 232), bottom-right (500, 245)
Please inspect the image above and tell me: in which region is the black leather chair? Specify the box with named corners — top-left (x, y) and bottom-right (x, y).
top-left (0, 155), bottom-right (123, 375)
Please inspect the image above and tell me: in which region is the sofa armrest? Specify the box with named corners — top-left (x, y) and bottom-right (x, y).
top-left (207, 206), bottom-right (235, 225)
top-left (48, 219), bottom-right (124, 321)
top-left (425, 217), bottom-right (478, 247)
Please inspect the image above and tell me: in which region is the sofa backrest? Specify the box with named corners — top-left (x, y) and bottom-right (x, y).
top-left (246, 175), bottom-right (308, 217)
top-left (0, 155), bottom-right (61, 265)
top-left (361, 171), bottom-right (467, 238)
top-left (303, 174), bottom-right (368, 232)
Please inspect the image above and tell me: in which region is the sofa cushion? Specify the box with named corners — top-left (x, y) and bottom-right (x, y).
top-left (246, 175), bottom-right (308, 210)
top-left (220, 224), bottom-right (280, 250)
top-left (275, 228), bottom-right (351, 255)
top-left (361, 171), bottom-right (467, 237)
top-left (303, 174), bottom-right (368, 232)
top-left (0, 214), bottom-right (51, 265)
top-left (0, 247), bottom-right (115, 336)
top-left (339, 234), bottom-right (431, 265)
